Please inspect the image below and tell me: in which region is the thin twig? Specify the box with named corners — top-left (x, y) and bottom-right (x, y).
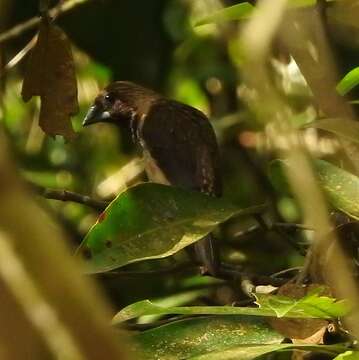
top-left (104, 262), bottom-right (196, 277)
top-left (271, 266), bottom-right (301, 278)
top-left (273, 222), bottom-right (313, 231)
top-left (254, 214), bottom-right (307, 255)
top-left (0, 0), bottom-right (89, 45)
top-left (29, 182), bottom-right (109, 211)
top-left (0, 36), bottom-right (37, 79)
top-left (105, 261), bottom-right (287, 286)
top-left (43, 189), bottom-right (108, 211)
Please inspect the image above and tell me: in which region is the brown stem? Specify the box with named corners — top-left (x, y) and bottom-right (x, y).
top-left (29, 183), bottom-right (109, 211)
top-left (0, 0), bottom-right (89, 45)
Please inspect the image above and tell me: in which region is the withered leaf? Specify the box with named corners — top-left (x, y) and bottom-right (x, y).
top-left (22, 21), bottom-right (78, 140)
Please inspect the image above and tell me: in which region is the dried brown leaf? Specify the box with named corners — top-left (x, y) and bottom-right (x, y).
top-left (22, 20), bottom-right (78, 140)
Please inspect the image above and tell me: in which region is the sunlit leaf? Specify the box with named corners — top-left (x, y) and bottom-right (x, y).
top-left (131, 316), bottom-right (284, 360)
top-left (77, 183), bottom-right (265, 273)
top-left (192, 343), bottom-right (345, 360)
top-left (337, 67), bottom-right (359, 96)
top-left (304, 118), bottom-right (359, 144)
top-left (113, 292), bottom-right (348, 324)
top-left (334, 351), bottom-right (359, 360)
top-left (315, 160), bottom-right (359, 220)
top-left (22, 21), bottom-right (78, 140)
top-left (194, 344), bottom-right (343, 360)
top-left (266, 284), bottom-right (330, 340)
top-left (129, 316), bottom-right (344, 360)
top-left (289, 0), bottom-right (317, 7)
top-left (255, 288), bottom-right (349, 319)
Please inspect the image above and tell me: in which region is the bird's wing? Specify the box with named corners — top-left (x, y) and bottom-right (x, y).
top-left (140, 100), bottom-right (222, 196)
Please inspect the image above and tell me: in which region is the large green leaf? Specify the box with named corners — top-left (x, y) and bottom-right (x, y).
top-left (194, 1), bottom-right (316, 27)
top-left (334, 351), bottom-right (359, 360)
top-left (254, 288), bottom-right (350, 319)
top-left (337, 67), bottom-right (359, 96)
top-left (315, 160), bottom-right (359, 220)
top-left (113, 291), bottom-right (348, 324)
top-left (77, 183), bottom-right (264, 273)
top-left (129, 316), bottom-right (345, 360)
top-left (131, 316), bottom-right (284, 360)
top-left (270, 159), bottom-right (359, 220)
top-left (191, 343), bottom-right (345, 360)
top-left (138, 289), bottom-right (209, 325)
top-left (304, 118), bottom-right (359, 144)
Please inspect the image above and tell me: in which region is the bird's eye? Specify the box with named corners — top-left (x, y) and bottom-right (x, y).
top-left (104, 93), bottom-right (114, 103)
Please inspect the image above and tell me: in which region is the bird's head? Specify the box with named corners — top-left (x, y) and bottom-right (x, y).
top-left (83, 81), bottom-right (160, 128)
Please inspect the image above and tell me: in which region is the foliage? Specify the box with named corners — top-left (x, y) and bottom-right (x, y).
top-left (78, 183), bottom-right (265, 273)
top-left (2, 0), bottom-right (359, 359)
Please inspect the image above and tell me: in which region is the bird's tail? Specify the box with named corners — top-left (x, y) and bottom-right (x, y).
top-left (193, 234), bottom-right (219, 276)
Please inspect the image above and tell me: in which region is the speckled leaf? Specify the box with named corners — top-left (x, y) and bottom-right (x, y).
top-left (191, 343), bottom-right (345, 360)
top-left (129, 316), bottom-right (344, 360)
top-left (305, 118), bottom-right (359, 144)
top-left (22, 21), bottom-right (78, 140)
top-left (315, 160), bottom-right (359, 220)
top-left (77, 183), bottom-right (265, 273)
top-left (113, 291), bottom-right (348, 324)
top-left (131, 316), bottom-right (284, 360)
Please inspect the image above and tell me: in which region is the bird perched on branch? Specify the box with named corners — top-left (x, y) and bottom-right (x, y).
top-left (83, 81), bottom-right (222, 276)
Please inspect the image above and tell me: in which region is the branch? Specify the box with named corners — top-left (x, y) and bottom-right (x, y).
top-left (29, 183), bottom-right (109, 211)
top-left (0, 36), bottom-right (37, 79)
top-left (105, 261), bottom-right (287, 287)
top-left (0, 0), bottom-right (89, 45)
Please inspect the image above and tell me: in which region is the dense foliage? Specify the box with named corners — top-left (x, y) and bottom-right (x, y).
top-left (1, 0), bottom-right (359, 359)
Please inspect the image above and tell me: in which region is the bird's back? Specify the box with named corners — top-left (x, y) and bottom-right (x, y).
top-left (139, 99), bottom-right (222, 197)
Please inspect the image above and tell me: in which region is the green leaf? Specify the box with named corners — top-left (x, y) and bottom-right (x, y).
top-left (315, 160), bottom-right (359, 220)
top-left (194, 1), bottom-right (316, 27)
top-left (138, 289), bottom-right (209, 324)
top-left (334, 351), bottom-right (359, 360)
top-left (304, 118), bottom-right (359, 144)
top-left (77, 183), bottom-right (265, 273)
top-left (113, 292), bottom-right (348, 324)
top-left (255, 288), bottom-right (350, 319)
top-left (268, 159), bottom-right (291, 195)
top-left (337, 67), bottom-right (359, 95)
top-left (290, 0), bottom-right (316, 7)
top-left (191, 344), bottom-right (345, 360)
top-left (192, 344), bottom-right (344, 360)
top-left (129, 316), bottom-right (345, 360)
top-left (194, 3), bottom-right (254, 27)
top-left (270, 159), bottom-right (359, 220)
top-left (131, 316), bottom-right (284, 360)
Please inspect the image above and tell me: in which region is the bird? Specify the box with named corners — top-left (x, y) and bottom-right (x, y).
top-left (83, 81), bottom-right (222, 276)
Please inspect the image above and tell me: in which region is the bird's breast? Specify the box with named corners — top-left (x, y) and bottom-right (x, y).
top-left (136, 113), bottom-right (171, 185)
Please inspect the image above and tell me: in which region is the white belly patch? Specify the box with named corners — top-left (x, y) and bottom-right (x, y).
top-left (143, 150), bottom-right (170, 185)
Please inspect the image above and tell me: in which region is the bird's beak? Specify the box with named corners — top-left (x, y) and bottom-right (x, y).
top-left (83, 105), bottom-right (111, 126)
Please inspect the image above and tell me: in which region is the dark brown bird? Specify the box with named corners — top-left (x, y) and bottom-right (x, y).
top-left (83, 81), bottom-right (222, 275)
